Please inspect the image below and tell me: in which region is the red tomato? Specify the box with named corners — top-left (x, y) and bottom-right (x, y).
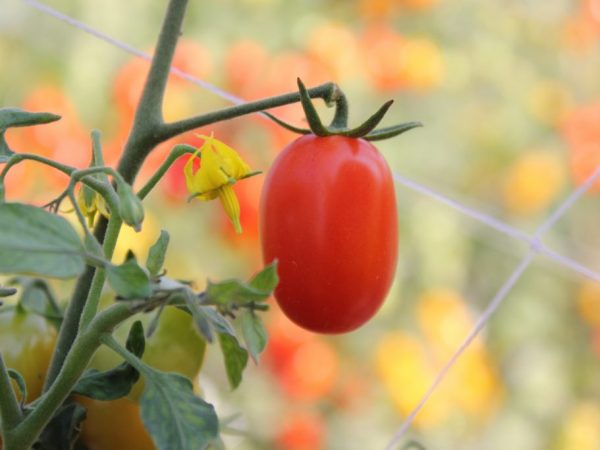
top-left (274, 412), bottom-right (326, 450)
top-left (260, 135), bottom-right (398, 333)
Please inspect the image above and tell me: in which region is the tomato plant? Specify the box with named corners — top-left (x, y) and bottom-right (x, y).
top-left (260, 134), bottom-right (398, 333)
top-left (0, 306), bottom-right (57, 402)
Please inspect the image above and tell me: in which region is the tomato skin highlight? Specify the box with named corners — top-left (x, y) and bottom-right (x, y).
top-left (260, 135), bottom-right (398, 333)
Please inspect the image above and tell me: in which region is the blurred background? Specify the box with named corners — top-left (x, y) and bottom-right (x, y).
top-left (3, 0), bottom-right (600, 448)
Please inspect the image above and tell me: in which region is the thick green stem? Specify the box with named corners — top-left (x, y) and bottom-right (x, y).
top-left (43, 219), bottom-right (107, 391)
top-left (5, 303), bottom-right (136, 450)
top-left (45, 0), bottom-right (189, 392)
top-left (158, 83), bottom-right (339, 142)
top-left (117, 0), bottom-right (189, 184)
top-left (0, 354), bottom-right (23, 433)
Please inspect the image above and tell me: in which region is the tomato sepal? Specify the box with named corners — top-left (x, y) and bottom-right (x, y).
top-left (292, 78), bottom-right (421, 141)
top-left (342, 100), bottom-right (394, 137)
top-left (364, 121), bottom-right (423, 141)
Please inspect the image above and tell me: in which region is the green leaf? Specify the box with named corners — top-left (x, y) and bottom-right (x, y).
top-left (146, 230), bottom-right (170, 277)
top-left (205, 279), bottom-right (264, 305)
top-left (204, 263), bottom-right (278, 307)
top-left (73, 321), bottom-right (145, 401)
top-left (0, 203), bottom-right (85, 278)
top-left (240, 312), bottom-right (268, 364)
top-left (72, 365), bottom-right (140, 401)
top-left (7, 368), bottom-right (27, 404)
top-left (179, 290), bottom-right (214, 343)
top-left (140, 371), bottom-right (219, 450)
top-left (249, 261), bottom-right (279, 293)
top-left (17, 278), bottom-right (62, 323)
top-left (107, 259), bottom-right (152, 299)
top-left (200, 306), bottom-right (235, 337)
top-left (34, 403), bottom-right (87, 450)
top-left (206, 280), bottom-right (266, 307)
top-left (0, 107), bottom-right (61, 129)
top-left (218, 333), bottom-right (248, 390)
top-left (126, 320), bottom-right (146, 356)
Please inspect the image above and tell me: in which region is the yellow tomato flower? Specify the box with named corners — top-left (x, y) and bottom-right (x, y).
top-left (184, 134), bottom-right (253, 234)
top-left (76, 185), bottom-right (109, 227)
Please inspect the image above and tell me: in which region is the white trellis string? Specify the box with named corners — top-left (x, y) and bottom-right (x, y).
top-left (20, 1), bottom-right (600, 448)
top-left (393, 172), bottom-right (600, 284)
top-left (384, 252), bottom-right (536, 450)
top-left (23, 0), bottom-right (246, 107)
top-left (385, 165), bottom-right (600, 449)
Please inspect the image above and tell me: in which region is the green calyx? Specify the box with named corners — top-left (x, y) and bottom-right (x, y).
top-left (267, 78), bottom-right (422, 141)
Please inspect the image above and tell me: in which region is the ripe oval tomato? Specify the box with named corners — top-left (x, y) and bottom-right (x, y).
top-left (0, 307), bottom-right (57, 401)
top-left (260, 135), bottom-right (398, 333)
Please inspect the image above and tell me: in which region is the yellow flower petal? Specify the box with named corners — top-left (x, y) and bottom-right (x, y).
top-left (203, 135), bottom-right (252, 179)
top-left (218, 184), bottom-right (242, 234)
top-left (183, 150), bottom-right (201, 194)
top-left (181, 134), bottom-right (253, 234)
top-left (195, 141), bottom-right (230, 192)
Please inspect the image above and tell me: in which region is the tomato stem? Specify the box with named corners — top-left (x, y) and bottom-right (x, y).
top-left (159, 82), bottom-right (340, 142)
top-left (136, 144), bottom-right (196, 200)
top-left (0, 354), bottom-right (23, 435)
top-left (329, 90), bottom-right (349, 130)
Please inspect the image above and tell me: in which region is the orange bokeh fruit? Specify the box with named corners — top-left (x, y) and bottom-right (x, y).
top-left (274, 412), bottom-right (326, 450)
top-left (76, 396), bottom-right (156, 450)
top-left (561, 103), bottom-right (600, 192)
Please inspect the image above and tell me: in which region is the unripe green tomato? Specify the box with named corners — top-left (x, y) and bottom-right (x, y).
top-left (89, 305), bottom-right (206, 401)
top-left (0, 307), bottom-right (57, 401)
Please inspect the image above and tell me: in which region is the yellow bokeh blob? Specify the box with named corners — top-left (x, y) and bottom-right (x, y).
top-left (555, 402), bottom-right (600, 450)
top-left (112, 210), bottom-right (161, 264)
top-left (503, 150), bottom-right (566, 216)
top-left (375, 289), bottom-right (501, 429)
top-left (402, 38), bottom-right (444, 90)
top-left (577, 280), bottom-right (600, 327)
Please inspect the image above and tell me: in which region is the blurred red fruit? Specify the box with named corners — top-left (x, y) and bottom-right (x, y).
top-left (274, 412), bottom-right (326, 450)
